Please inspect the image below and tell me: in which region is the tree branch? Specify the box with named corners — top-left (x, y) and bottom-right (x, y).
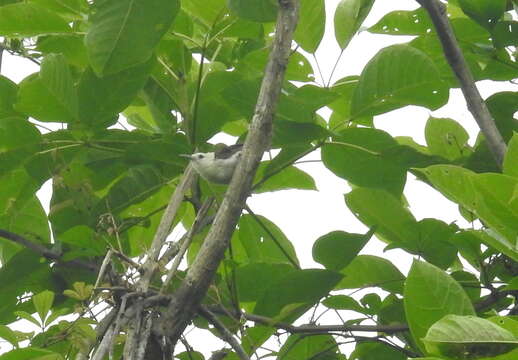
top-left (198, 306), bottom-right (251, 360)
top-left (136, 164), bottom-right (196, 291)
top-left (415, 0), bottom-right (507, 165)
top-left (158, 0), bottom-right (300, 346)
top-left (207, 305), bottom-right (409, 334)
top-left (0, 229), bottom-right (97, 272)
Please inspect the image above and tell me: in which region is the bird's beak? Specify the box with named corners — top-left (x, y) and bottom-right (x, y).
top-left (179, 154), bottom-right (193, 160)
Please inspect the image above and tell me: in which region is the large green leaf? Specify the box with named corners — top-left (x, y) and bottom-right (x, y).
top-left (278, 334), bottom-right (340, 360)
top-left (458, 0), bottom-right (507, 29)
top-left (322, 128), bottom-right (406, 196)
top-left (503, 134), bottom-right (518, 178)
top-left (227, 0), bottom-right (278, 23)
top-left (29, 0), bottom-right (87, 20)
top-left (294, 0), bottom-right (325, 53)
top-left (423, 315), bottom-right (518, 359)
top-left (0, 76), bottom-right (19, 118)
top-left (85, 0), bottom-right (179, 76)
top-left (334, 0), bottom-right (374, 49)
top-left (369, 7), bottom-right (433, 36)
top-left (404, 260), bottom-right (475, 353)
top-left (0, 117), bottom-right (41, 173)
top-left (95, 165), bottom-right (167, 216)
top-left (36, 34), bottom-right (89, 68)
top-left (344, 188), bottom-right (417, 246)
top-left (253, 269), bottom-right (343, 318)
top-left (181, 0), bottom-right (226, 26)
top-left (253, 163), bottom-right (316, 193)
top-left (235, 262), bottom-right (296, 310)
top-left (15, 54), bottom-right (79, 123)
top-left (424, 117), bottom-right (470, 161)
top-left (337, 255), bottom-right (405, 294)
top-left (77, 58), bottom-right (154, 129)
top-left (423, 165), bottom-right (518, 259)
top-left (328, 76), bottom-right (373, 127)
top-left (0, 250), bottom-right (56, 325)
top-left (351, 44), bottom-right (449, 118)
top-left (312, 230), bottom-right (371, 271)
top-left (234, 214), bottom-right (299, 266)
top-left (0, 348), bottom-right (63, 360)
top-left (0, 3), bottom-right (70, 36)
top-left (350, 342), bottom-right (406, 360)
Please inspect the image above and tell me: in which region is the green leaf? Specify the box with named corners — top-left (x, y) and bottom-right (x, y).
top-left (458, 0), bottom-right (507, 29)
top-left (322, 128), bottom-right (406, 196)
top-left (29, 0), bottom-right (87, 20)
top-left (181, 0), bottom-right (226, 26)
top-left (425, 117), bottom-right (470, 161)
top-left (85, 0), bottom-right (179, 76)
top-left (492, 21), bottom-right (518, 48)
top-left (77, 58), bottom-right (154, 129)
top-left (334, 0), bottom-right (374, 49)
top-left (0, 348), bottom-right (63, 359)
top-left (337, 255), bottom-right (405, 294)
top-left (254, 269), bottom-right (343, 318)
top-left (36, 34), bottom-right (89, 68)
top-left (32, 290), bottom-right (55, 325)
top-left (234, 214), bottom-right (299, 266)
top-left (411, 219), bottom-right (457, 270)
top-left (404, 260), bottom-right (475, 353)
top-left (351, 44), bottom-right (449, 118)
top-left (236, 263), bottom-right (296, 310)
top-left (254, 164), bottom-right (316, 193)
top-left (294, 0), bottom-right (325, 53)
top-left (96, 165), bottom-right (166, 216)
top-left (350, 342), bottom-right (406, 360)
top-left (344, 188), bottom-right (417, 246)
top-left (328, 76), bottom-right (373, 127)
top-left (423, 315), bottom-right (518, 358)
top-left (278, 334), bottom-right (339, 360)
top-left (227, 0), bottom-right (278, 23)
top-left (14, 311), bottom-right (41, 327)
top-left (0, 76), bottom-right (19, 118)
top-left (423, 165), bottom-right (518, 258)
top-left (272, 120), bottom-right (328, 147)
top-left (0, 118), bottom-right (41, 174)
top-left (312, 230), bottom-right (371, 271)
top-left (503, 133), bottom-right (518, 178)
top-left (0, 3), bottom-right (70, 36)
top-left (15, 54), bottom-right (78, 123)
top-left (369, 7), bottom-right (433, 36)
top-left (0, 325), bottom-right (18, 348)
top-left (322, 294), bottom-right (364, 312)
top-left (0, 195), bottom-right (51, 262)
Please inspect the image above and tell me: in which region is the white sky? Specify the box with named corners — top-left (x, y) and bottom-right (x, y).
top-left (2, 0), bottom-right (516, 357)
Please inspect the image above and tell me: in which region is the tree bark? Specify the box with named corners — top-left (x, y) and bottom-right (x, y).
top-left (157, 0), bottom-right (300, 347)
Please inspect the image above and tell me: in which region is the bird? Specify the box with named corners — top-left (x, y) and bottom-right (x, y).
top-left (179, 143), bottom-right (243, 184)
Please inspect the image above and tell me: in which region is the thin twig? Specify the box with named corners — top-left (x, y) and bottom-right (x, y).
top-left (160, 198), bottom-right (215, 292)
top-left (137, 165), bottom-right (196, 291)
top-left (199, 306), bottom-right (251, 360)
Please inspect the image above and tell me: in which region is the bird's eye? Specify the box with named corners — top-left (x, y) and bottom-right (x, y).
top-left (197, 154), bottom-right (204, 159)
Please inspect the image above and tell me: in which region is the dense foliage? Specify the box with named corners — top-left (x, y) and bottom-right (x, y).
top-left (0, 0), bottom-right (518, 359)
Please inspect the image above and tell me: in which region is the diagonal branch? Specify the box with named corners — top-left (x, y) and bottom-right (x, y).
top-left (0, 229), bottom-right (97, 272)
top-left (157, 0), bottom-right (300, 346)
top-left (415, 0), bottom-right (507, 165)
top-left (199, 306), bottom-right (251, 360)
